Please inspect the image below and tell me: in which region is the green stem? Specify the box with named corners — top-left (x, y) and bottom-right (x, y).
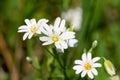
top-left (77, 74), bottom-right (81, 80)
top-left (45, 47), bottom-right (55, 57)
top-left (53, 49), bottom-right (64, 69)
top-left (52, 48), bottom-right (69, 80)
top-left (31, 64), bottom-right (41, 72)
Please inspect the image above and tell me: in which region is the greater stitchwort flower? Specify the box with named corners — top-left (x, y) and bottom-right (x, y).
top-left (39, 17), bottom-right (77, 52)
top-left (73, 52), bottom-right (102, 79)
top-left (62, 7), bottom-right (82, 31)
top-left (18, 18), bottom-right (48, 40)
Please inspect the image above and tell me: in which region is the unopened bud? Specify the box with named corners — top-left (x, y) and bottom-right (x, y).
top-left (26, 56), bottom-right (32, 64)
top-left (110, 75), bottom-right (120, 80)
top-left (104, 58), bottom-right (116, 76)
top-left (69, 26), bottom-right (74, 32)
top-left (92, 40), bottom-right (98, 48)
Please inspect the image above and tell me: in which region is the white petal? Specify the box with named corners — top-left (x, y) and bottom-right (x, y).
top-left (60, 32), bottom-right (75, 40)
top-left (55, 42), bottom-right (61, 49)
top-left (23, 33), bottom-right (29, 40)
top-left (68, 39), bottom-right (78, 47)
top-left (30, 19), bottom-right (36, 24)
top-left (55, 42), bottom-right (65, 52)
top-left (40, 26), bottom-right (49, 35)
top-left (88, 71), bottom-right (94, 79)
top-left (59, 40), bottom-right (68, 49)
top-left (18, 25), bottom-right (28, 29)
top-left (92, 57), bottom-right (100, 63)
top-left (92, 68), bottom-right (98, 76)
top-left (28, 33), bottom-right (33, 39)
top-left (39, 36), bottom-right (51, 41)
top-left (57, 48), bottom-right (64, 53)
top-left (73, 65), bottom-right (81, 70)
top-left (54, 17), bottom-right (61, 30)
top-left (42, 40), bottom-right (53, 45)
top-left (74, 60), bottom-right (82, 65)
top-left (59, 19), bottom-right (65, 31)
top-left (42, 25), bottom-right (52, 35)
top-left (18, 29), bottom-right (28, 32)
top-left (73, 65), bottom-right (83, 74)
top-left (87, 52), bottom-right (92, 60)
top-left (81, 70), bottom-right (87, 78)
top-left (93, 63), bottom-right (102, 67)
top-left (25, 19), bottom-right (31, 26)
top-left (38, 19), bottom-right (48, 26)
top-left (36, 29), bottom-right (41, 34)
top-left (82, 53), bottom-right (87, 61)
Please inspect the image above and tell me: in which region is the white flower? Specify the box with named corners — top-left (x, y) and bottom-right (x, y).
top-left (62, 7), bottom-right (82, 31)
top-left (73, 52), bottom-right (102, 79)
top-left (39, 17), bottom-right (77, 52)
top-left (18, 18), bottom-right (48, 40)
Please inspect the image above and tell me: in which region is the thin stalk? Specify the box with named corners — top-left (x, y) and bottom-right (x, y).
top-left (45, 47), bottom-right (55, 57)
top-left (53, 48), bottom-right (69, 80)
top-left (31, 64), bottom-right (41, 72)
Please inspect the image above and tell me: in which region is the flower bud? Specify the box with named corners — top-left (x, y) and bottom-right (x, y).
top-left (26, 56), bottom-right (32, 64)
top-left (110, 75), bottom-right (120, 80)
top-left (92, 40), bottom-right (97, 48)
top-left (104, 58), bottom-right (116, 76)
top-left (69, 26), bottom-right (74, 32)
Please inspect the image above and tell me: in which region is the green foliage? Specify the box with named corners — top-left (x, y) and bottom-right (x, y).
top-left (1, 0), bottom-right (120, 79)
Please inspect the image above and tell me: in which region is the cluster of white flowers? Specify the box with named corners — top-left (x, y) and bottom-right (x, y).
top-left (18, 17), bottom-right (78, 52)
top-left (18, 17), bottom-right (102, 79)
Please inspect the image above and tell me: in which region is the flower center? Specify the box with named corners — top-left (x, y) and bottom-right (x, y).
top-left (30, 25), bottom-right (38, 33)
top-left (84, 62), bottom-right (92, 70)
top-left (52, 36), bottom-right (59, 42)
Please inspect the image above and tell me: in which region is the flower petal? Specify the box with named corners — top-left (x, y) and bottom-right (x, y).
top-left (18, 29), bottom-right (28, 32)
top-left (39, 36), bottom-right (51, 41)
top-left (88, 71), bottom-right (94, 79)
top-left (38, 19), bottom-right (48, 25)
top-left (42, 40), bottom-right (53, 45)
top-left (30, 19), bottom-right (36, 25)
top-left (73, 65), bottom-right (83, 74)
top-left (18, 25), bottom-right (28, 29)
top-left (82, 53), bottom-right (87, 62)
top-left (28, 33), bottom-right (33, 39)
top-left (40, 26), bottom-right (49, 35)
top-left (60, 32), bottom-right (75, 40)
top-left (87, 52), bottom-right (92, 60)
top-left (54, 17), bottom-right (61, 31)
top-left (59, 40), bottom-right (68, 49)
top-left (74, 60), bottom-right (82, 65)
top-left (92, 57), bottom-right (100, 63)
top-left (23, 33), bottom-right (29, 40)
top-left (59, 19), bottom-right (65, 31)
top-left (92, 68), bottom-right (98, 76)
top-left (36, 29), bottom-right (41, 34)
top-left (55, 42), bottom-right (61, 49)
top-left (68, 39), bottom-right (78, 47)
top-left (81, 70), bottom-right (87, 78)
top-left (93, 63), bottom-right (102, 67)
top-left (25, 19), bottom-right (31, 26)
top-left (42, 25), bottom-right (52, 35)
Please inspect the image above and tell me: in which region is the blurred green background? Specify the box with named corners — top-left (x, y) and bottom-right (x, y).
top-left (0, 0), bottom-right (120, 80)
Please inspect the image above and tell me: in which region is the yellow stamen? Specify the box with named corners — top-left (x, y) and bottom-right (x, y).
top-left (30, 25), bottom-right (38, 33)
top-left (52, 36), bottom-right (59, 42)
top-left (84, 62), bottom-right (92, 70)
